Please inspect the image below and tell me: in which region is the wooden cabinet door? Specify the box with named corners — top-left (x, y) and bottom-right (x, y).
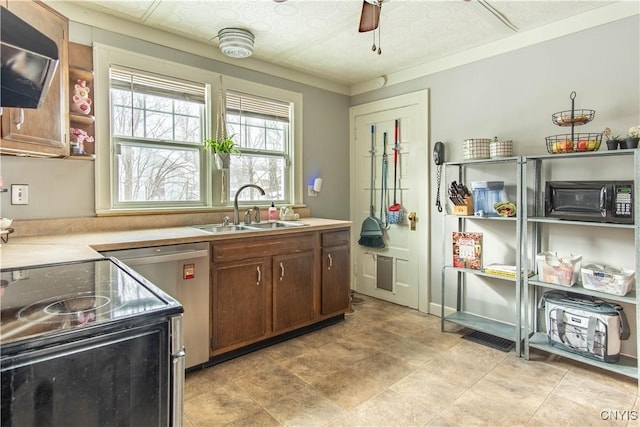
top-left (321, 245), bottom-right (350, 315)
top-left (272, 251), bottom-right (315, 332)
top-left (211, 258), bottom-right (271, 352)
top-left (1, 0), bottom-right (68, 157)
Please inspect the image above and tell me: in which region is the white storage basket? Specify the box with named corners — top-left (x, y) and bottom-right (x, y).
top-left (490, 140), bottom-right (513, 158)
top-left (463, 139), bottom-right (491, 160)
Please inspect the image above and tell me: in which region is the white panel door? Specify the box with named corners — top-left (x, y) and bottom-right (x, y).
top-left (349, 91), bottom-right (429, 310)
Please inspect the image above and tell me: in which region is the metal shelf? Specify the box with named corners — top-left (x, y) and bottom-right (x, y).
top-left (444, 214), bottom-right (518, 222)
top-left (523, 150), bottom-right (639, 384)
top-left (526, 149), bottom-right (636, 161)
top-left (444, 266), bottom-right (521, 283)
top-left (444, 312), bottom-right (521, 343)
top-left (528, 277), bottom-right (636, 305)
top-left (529, 333), bottom-right (638, 378)
top-left (441, 156), bottom-right (524, 357)
top-left (526, 217), bottom-right (634, 229)
top-left (445, 156), bottom-right (521, 167)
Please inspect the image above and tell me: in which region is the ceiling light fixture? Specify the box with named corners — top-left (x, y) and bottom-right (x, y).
top-left (217, 28), bottom-right (255, 59)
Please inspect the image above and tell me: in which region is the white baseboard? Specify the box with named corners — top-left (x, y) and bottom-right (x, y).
top-left (428, 302), bottom-right (457, 318)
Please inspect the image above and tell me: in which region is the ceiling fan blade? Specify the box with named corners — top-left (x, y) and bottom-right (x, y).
top-left (358, 1), bottom-right (380, 33)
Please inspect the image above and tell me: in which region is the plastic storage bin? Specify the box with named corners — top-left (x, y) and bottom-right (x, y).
top-left (581, 264), bottom-right (635, 296)
top-left (471, 181), bottom-right (505, 216)
top-left (536, 252), bottom-right (582, 287)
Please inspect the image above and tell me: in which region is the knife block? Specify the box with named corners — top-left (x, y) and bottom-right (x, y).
top-left (453, 196), bottom-right (474, 216)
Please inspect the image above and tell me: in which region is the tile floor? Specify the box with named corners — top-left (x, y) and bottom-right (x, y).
top-left (184, 295), bottom-right (639, 426)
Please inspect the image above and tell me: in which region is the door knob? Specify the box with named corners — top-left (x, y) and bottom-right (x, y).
top-left (408, 212), bottom-right (417, 230)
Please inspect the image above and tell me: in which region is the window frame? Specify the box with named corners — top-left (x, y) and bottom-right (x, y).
top-left (222, 89), bottom-right (293, 206)
top-left (109, 66), bottom-right (209, 209)
top-left (220, 77), bottom-right (303, 208)
top-left (94, 44), bottom-right (303, 215)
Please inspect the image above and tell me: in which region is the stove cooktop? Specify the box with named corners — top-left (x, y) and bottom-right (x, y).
top-left (0, 258), bottom-right (181, 346)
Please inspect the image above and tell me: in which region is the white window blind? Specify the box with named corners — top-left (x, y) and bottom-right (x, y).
top-left (226, 90), bottom-right (290, 122)
top-left (110, 66), bottom-right (206, 104)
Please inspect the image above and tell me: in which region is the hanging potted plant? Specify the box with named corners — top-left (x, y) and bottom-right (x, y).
top-left (204, 135), bottom-right (240, 169)
top-left (205, 78), bottom-right (240, 169)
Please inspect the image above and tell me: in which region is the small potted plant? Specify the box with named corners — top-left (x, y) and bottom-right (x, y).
top-left (626, 125), bottom-right (640, 149)
top-left (203, 135), bottom-right (240, 169)
top-left (602, 128), bottom-right (624, 150)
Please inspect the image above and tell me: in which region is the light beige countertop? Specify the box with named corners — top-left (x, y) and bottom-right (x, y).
top-left (1, 218), bottom-right (351, 269)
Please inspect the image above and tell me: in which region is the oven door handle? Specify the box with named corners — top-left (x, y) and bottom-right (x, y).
top-left (600, 186), bottom-right (607, 217)
top-left (116, 249), bottom-right (209, 266)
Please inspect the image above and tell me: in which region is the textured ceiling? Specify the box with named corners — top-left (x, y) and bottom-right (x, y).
top-left (67, 0), bottom-right (613, 86)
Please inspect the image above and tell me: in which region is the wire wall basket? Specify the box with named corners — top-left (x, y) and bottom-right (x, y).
top-left (545, 133), bottom-right (602, 154)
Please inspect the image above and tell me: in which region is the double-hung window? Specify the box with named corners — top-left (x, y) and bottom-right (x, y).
top-left (225, 90), bottom-right (292, 204)
top-left (109, 66), bottom-right (208, 209)
top-left (94, 45), bottom-right (303, 214)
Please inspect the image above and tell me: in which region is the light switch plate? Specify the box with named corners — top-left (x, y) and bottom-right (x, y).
top-left (11, 184), bottom-right (29, 205)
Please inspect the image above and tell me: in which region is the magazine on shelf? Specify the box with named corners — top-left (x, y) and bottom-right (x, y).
top-left (483, 264), bottom-right (534, 278)
top-left (452, 232), bottom-right (482, 270)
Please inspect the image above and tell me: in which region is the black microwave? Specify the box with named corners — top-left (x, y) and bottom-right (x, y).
top-left (545, 181), bottom-right (634, 224)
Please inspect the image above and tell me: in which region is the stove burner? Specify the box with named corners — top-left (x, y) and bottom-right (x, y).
top-left (44, 295), bottom-right (111, 315)
top-left (16, 292), bottom-right (117, 327)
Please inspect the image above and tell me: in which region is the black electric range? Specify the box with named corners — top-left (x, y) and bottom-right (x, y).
top-left (0, 257), bottom-right (185, 427)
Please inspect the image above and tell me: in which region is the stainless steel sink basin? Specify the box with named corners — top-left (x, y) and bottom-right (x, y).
top-left (190, 221), bottom-right (308, 234)
top-left (190, 224), bottom-right (251, 234)
top-left (246, 221), bottom-right (309, 230)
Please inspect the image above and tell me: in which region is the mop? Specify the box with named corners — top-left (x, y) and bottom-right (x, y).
top-left (388, 119), bottom-right (403, 224)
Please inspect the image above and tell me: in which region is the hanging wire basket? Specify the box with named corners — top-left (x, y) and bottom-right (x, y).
top-left (552, 109), bottom-right (595, 127)
top-left (545, 133), bottom-right (602, 154)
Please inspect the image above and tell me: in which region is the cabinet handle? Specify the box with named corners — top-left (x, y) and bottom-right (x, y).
top-left (256, 265), bottom-right (261, 285)
top-left (280, 262), bottom-right (285, 281)
top-left (328, 254), bottom-right (333, 270)
top-left (14, 108), bottom-right (24, 130)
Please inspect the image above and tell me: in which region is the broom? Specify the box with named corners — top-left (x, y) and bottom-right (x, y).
top-left (358, 125), bottom-right (385, 248)
top-left (388, 119), bottom-right (403, 224)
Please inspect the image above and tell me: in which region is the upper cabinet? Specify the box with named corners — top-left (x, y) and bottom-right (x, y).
top-left (0, 0), bottom-right (69, 157)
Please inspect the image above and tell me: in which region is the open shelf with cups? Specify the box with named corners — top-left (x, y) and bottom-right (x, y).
top-left (67, 43), bottom-right (95, 160)
top-left (440, 156), bottom-right (525, 356)
top-left (522, 149), bottom-right (639, 382)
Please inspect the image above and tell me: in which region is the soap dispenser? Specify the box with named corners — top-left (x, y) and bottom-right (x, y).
top-left (268, 202), bottom-right (277, 221)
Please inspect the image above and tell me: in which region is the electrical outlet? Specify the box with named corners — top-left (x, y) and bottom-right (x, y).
top-left (308, 185), bottom-right (317, 197)
top-left (12, 270), bottom-right (28, 281)
top-left (11, 184), bottom-right (28, 205)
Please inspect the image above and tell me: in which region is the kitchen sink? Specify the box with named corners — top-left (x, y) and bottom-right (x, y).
top-left (190, 221), bottom-right (308, 234)
top-left (246, 221), bottom-right (309, 230)
top-left (190, 224), bottom-right (252, 234)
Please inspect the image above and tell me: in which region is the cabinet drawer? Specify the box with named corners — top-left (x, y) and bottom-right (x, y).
top-left (321, 229), bottom-right (350, 247)
top-left (213, 233), bottom-right (315, 262)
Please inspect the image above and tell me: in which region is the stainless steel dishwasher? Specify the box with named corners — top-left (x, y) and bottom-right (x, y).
top-left (102, 242), bottom-right (210, 369)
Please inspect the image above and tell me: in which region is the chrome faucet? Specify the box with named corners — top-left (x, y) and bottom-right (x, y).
top-left (233, 184), bottom-right (266, 225)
